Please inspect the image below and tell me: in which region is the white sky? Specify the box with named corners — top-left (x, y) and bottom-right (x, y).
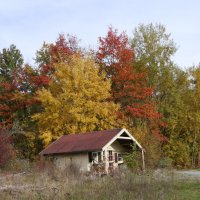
top-left (1, 0), bottom-right (200, 68)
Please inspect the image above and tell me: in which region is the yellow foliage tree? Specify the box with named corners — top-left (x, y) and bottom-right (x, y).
top-left (33, 55), bottom-right (119, 146)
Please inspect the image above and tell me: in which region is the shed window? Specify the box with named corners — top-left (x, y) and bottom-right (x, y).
top-left (98, 152), bottom-right (101, 162)
top-left (91, 152), bottom-right (101, 163)
top-left (88, 152), bottom-right (93, 163)
top-left (108, 151), bottom-right (113, 161)
top-left (114, 153), bottom-right (118, 163)
top-left (118, 153), bottom-right (123, 162)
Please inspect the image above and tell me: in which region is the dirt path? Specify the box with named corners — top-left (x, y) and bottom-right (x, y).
top-left (175, 170), bottom-right (200, 179)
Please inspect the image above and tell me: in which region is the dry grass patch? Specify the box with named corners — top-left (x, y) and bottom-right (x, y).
top-left (0, 168), bottom-right (199, 200)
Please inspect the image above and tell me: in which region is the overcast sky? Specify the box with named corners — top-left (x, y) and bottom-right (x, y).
top-left (1, 0), bottom-right (200, 68)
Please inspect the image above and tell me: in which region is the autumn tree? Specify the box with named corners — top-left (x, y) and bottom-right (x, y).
top-left (0, 44), bottom-right (24, 82)
top-left (131, 24), bottom-right (178, 121)
top-left (188, 66), bottom-right (200, 167)
top-left (131, 23), bottom-right (177, 91)
top-left (96, 27), bottom-right (160, 126)
top-left (0, 44), bottom-right (50, 158)
top-left (131, 23), bottom-right (177, 127)
top-left (0, 64), bottom-right (48, 126)
top-left (33, 55), bottom-right (119, 146)
top-left (160, 68), bottom-right (191, 167)
top-left (131, 24), bottom-right (187, 166)
top-left (175, 66), bottom-right (200, 167)
top-left (0, 45), bottom-right (24, 128)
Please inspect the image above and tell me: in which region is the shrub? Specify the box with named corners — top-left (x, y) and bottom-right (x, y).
top-left (5, 158), bottom-right (30, 172)
top-left (0, 129), bottom-right (16, 168)
top-left (159, 157), bottom-right (173, 169)
top-left (123, 146), bottom-right (141, 172)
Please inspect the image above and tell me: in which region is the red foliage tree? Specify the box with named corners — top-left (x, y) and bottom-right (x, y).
top-left (96, 28), bottom-right (164, 139)
top-left (0, 65), bottom-right (50, 128)
top-left (36, 34), bottom-right (80, 77)
top-left (0, 35), bottom-right (80, 129)
top-left (0, 81), bottom-right (17, 128)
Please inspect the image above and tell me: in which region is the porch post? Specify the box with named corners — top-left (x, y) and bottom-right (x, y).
top-left (142, 149), bottom-right (145, 171)
top-left (104, 150), bottom-right (109, 174)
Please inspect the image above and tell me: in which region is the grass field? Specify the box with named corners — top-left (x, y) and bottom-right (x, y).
top-left (174, 181), bottom-right (200, 200)
top-left (0, 168), bottom-right (199, 200)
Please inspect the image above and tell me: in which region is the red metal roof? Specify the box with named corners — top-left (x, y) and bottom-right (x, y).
top-left (40, 129), bottom-right (122, 155)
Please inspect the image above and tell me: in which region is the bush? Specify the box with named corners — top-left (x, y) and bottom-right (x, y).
top-left (159, 157), bottom-right (173, 169)
top-left (123, 146), bottom-right (141, 172)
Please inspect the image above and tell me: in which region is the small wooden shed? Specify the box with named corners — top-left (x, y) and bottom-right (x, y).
top-left (40, 128), bottom-right (145, 173)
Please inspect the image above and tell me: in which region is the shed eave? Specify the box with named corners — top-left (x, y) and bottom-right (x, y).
top-left (42, 148), bottom-right (102, 156)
